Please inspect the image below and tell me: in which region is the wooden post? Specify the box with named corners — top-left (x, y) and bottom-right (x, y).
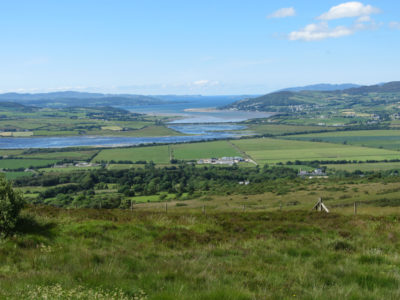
top-left (165, 202), bottom-right (168, 213)
top-left (312, 197), bottom-right (329, 213)
top-left (130, 200), bottom-right (133, 212)
top-left (354, 202), bottom-right (357, 215)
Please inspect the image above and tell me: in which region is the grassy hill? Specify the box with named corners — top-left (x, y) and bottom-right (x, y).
top-left (225, 81), bottom-right (400, 112)
top-left (2, 206), bottom-right (400, 299)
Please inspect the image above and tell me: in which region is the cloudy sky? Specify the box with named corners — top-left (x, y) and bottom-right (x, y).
top-left (0, 1), bottom-right (399, 94)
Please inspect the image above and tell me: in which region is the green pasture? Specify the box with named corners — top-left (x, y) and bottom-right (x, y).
top-left (246, 123), bottom-right (337, 135)
top-left (172, 141), bottom-right (241, 160)
top-left (18, 150), bottom-right (98, 160)
top-left (0, 159), bottom-right (59, 170)
top-left (93, 145), bottom-right (170, 164)
top-left (282, 130), bottom-right (400, 150)
top-left (325, 162), bottom-right (400, 172)
top-left (232, 137), bottom-right (400, 164)
top-left (3, 171), bottom-right (34, 180)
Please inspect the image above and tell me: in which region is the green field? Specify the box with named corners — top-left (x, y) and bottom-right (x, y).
top-left (17, 150), bottom-right (99, 160)
top-left (172, 141), bottom-right (241, 160)
top-left (282, 130), bottom-right (400, 150)
top-left (3, 206), bottom-right (400, 299)
top-left (232, 137), bottom-right (400, 164)
top-left (325, 162), bottom-right (400, 172)
top-left (0, 159), bottom-right (59, 170)
top-left (246, 123), bottom-right (337, 135)
top-left (3, 171), bottom-right (34, 180)
top-left (93, 145), bottom-right (170, 164)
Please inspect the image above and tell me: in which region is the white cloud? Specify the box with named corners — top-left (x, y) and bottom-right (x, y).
top-left (267, 7), bottom-right (296, 19)
top-left (289, 22), bottom-right (355, 41)
top-left (389, 21), bottom-right (400, 30)
top-left (192, 80), bottom-right (219, 87)
top-left (356, 15), bottom-right (371, 23)
top-left (318, 2), bottom-right (380, 20)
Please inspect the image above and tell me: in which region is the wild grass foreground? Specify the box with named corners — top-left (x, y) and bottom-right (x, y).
top-left (1, 206), bottom-right (400, 299)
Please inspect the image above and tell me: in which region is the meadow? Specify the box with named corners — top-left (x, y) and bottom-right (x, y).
top-left (282, 130), bottom-right (400, 150)
top-left (172, 141), bottom-right (241, 160)
top-left (93, 145), bottom-right (171, 164)
top-left (0, 159), bottom-right (59, 170)
top-left (232, 137), bottom-right (400, 165)
top-left (245, 123), bottom-right (337, 135)
top-left (2, 204), bottom-right (400, 299)
top-left (324, 162), bottom-right (400, 172)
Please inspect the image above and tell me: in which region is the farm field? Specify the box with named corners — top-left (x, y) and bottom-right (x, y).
top-left (0, 159), bottom-right (59, 170)
top-left (324, 162), bottom-right (400, 172)
top-left (282, 130), bottom-right (400, 150)
top-left (172, 141), bottom-right (241, 160)
top-left (245, 123), bottom-right (337, 135)
top-left (16, 150), bottom-right (99, 160)
top-left (232, 137), bottom-right (400, 164)
top-left (3, 171), bottom-right (34, 180)
top-left (93, 145), bottom-right (170, 164)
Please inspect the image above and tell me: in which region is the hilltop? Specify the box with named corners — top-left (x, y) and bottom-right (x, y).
top-left (224, 81), bottom-right (400, 112)
top-left (0, 91), bottom-right (165, 108)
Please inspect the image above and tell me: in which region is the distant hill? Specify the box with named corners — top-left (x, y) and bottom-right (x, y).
top-left (279, 83), bottom-right (361, 92)
top-left (0, 91), bottom-right (165, 107)
top-left (224, 81), bottom-right (400, 112)
top-left (341, 81), bottom-right (400, 94)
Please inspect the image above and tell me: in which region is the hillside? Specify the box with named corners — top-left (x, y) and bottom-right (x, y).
top-left (224, 81), bottom-right (400, 112)
top-left (0, 92), bottom-right (165, 108)
top-left (3, 206), bottom-right (400, 299)
top-left (279, 83), bottom-right (360, 92)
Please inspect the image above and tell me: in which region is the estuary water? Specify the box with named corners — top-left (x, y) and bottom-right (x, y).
top-left (0, 96), bottom-right (269, 149)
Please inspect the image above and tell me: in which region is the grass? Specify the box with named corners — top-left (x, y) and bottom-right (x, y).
top-left (232, 137), bottom-right (400, 164)
top-left (282, 130), bottom-right (400, 150)
top-left (172, 141), bottom-right (241, 160)
top-left (4, 171), bottom-right (34, 180)
top-left (93, 145), bottom-right (170, 164)
top-left (0, 159), bottom-right (59, 170)
top-left (246, 123), bottom-right (337, 135)
top-left (2, 206), bottom-right (400, 299)
top-left (17, 150), bottom-right (99, 160)
top-left (325, 162), bottom-right (400, 172)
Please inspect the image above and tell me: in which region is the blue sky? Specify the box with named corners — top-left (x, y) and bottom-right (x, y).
top-left (0, 0), bottom-right (399, 95)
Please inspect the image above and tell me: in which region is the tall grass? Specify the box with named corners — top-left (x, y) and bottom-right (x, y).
top-left (1, 207), bottom-right (400, 299)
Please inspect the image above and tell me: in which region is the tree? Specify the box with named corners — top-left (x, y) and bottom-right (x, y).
top-left (0, 176), bottom-right (24, 236)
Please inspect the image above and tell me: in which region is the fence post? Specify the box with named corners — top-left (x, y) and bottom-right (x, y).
top-left (354, 202), bottom-right (357, 215)
top-left (165, 202), bottom-right (168, 213)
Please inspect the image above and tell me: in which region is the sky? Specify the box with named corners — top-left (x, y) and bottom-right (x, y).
top-left (0, 0), bottom-right (399, 95)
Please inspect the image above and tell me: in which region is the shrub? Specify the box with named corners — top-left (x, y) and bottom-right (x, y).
top-left (0, 176), bottom-right (24, 236)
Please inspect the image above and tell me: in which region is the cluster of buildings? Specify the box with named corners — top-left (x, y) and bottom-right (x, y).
top-left (197, 156), bottom-right (245, 166)
top-left (298, 168), bottom-right (327, 178)
top-left (53, 162), bottom-right (100, 168)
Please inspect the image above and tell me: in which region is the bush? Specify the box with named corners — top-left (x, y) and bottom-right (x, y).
top-left (0, 176), bottom-right (24, 236)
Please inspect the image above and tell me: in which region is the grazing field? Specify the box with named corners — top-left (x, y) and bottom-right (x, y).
top-left (16, 150), bottom-right (99, 160)
top-left (172, 141), bottom-right (241, 160)
top-left (246, 123), bottom-right (337, 135)
top-left (325, 162), bottom-right (400, 172)
top-left (0, 159), bottom-right (59, 170)
top-left (282, 130), bottom-right (400, 150)
top-left (3, 171), bottom-right (34, 180)
top-left (3, 206), bottom-right (400, 299)
top-left (93, 145), bottom-right (170, 164)
top-left (232, 137), bottom-right (400, 164)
